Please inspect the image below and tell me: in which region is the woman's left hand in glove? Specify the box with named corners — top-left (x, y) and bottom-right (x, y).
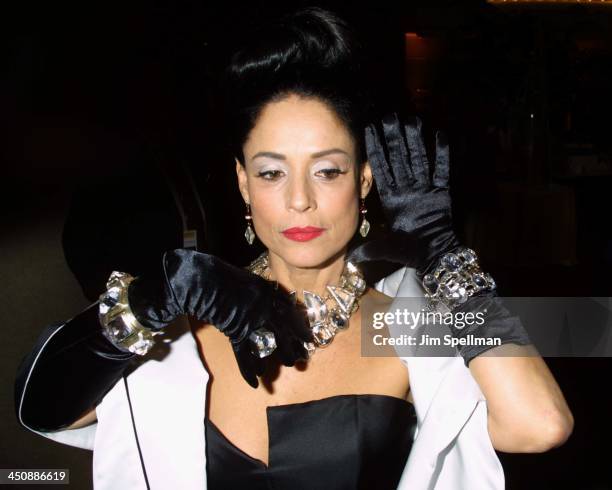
top-left (348, 112), bottom-right (532, 367)
top-left (348, 112), bottom-right (460, 276)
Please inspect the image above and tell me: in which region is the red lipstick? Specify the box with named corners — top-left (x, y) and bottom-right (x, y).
top-left (281, 226), bottom-right (325, 242)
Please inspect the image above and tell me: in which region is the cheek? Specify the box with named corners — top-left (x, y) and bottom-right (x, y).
top-left (320, 186), bottom-right (360, 228)
top-left (247, 182), bottom-right (287, 239)
top-left (250, 193), bottom-right (279, 227)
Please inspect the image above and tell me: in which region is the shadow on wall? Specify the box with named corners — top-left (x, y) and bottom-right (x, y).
top-left (1, 183), bottom-right (94, 488)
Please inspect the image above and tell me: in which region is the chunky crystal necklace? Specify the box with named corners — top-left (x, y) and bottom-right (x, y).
top-left (246, 251), bottom-right (368, 358)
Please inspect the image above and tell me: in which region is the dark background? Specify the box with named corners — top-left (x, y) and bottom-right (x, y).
top-left (2, 1), bottom-right (611, 488)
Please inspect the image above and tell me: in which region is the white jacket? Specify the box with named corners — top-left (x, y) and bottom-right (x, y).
top-left (30, 266), bottom-right (504, 489)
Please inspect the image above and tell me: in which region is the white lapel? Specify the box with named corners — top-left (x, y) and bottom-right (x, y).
top-left (91, 316), bottom-right (209, 489)
top-left (124, 316), bottom-right (209, 489)
top-left (374, 266), bottom-right (491, 489)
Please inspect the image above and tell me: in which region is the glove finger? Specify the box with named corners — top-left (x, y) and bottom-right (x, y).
top-left (290, 310), bottom-right (315, 345)
top-left (232, 343), bottom-right (260, 389)
top-left (365, 123), bottom-right (395, 192)
top-left (432, 130), bottom-right (450, 188)
top-left (273, 294), bottom-right (314, 344)
top-left (403, 116), bottom-right (431, 188)
top-left (291, 337), bottom-right (310, 363)
top-left (382, 112), bottom-right (413, 186)
top-left (276, 331), bottom-right (297, 367)
top-left (249, 344), bottom-right (267, 377)
top-left (285, 329), bottom-right (313, 365)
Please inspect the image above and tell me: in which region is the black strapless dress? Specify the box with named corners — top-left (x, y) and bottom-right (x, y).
top-left (204, 393), bottom-right (417, 489)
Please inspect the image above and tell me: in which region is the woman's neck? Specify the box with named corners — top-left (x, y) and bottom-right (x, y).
top-left (267, 249), bottom-right (346, 301)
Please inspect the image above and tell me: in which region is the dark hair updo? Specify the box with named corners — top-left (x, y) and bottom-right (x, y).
top-left (220, 7), bottom-right (373, 167)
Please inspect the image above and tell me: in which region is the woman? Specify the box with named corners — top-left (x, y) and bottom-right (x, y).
top-left (15, 7), bottom-right (573, 489)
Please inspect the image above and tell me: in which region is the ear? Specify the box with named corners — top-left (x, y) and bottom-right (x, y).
top-left (235, 158), bottom-right (250, 204)
top-left (359, 161), bottom-right (374, 200)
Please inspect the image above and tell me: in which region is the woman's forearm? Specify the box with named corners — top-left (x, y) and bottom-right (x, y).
top-left (468, 345), bottom-right (574, 452)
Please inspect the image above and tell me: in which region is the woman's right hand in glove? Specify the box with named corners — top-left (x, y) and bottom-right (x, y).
top-left (127, 249), bottom-right (314, 388)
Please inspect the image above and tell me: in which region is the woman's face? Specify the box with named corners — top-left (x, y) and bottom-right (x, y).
top-left (236, 94), bottom-right (373, 269)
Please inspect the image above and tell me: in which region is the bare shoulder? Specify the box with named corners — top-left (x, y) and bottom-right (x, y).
top-left (366, 287), bottom-right (393, 301)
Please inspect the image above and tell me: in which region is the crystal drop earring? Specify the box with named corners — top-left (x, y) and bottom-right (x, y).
top-left (244, 203), bottom-right (255, 245)
top-left (359, 198), bottom-right (370, 237)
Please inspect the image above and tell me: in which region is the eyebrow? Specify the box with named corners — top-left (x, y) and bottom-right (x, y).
top-left (251, 148), bottom-right (350, 161)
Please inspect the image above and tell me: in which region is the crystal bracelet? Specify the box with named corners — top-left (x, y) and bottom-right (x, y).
top-left (421, 247), bottom-right (497, 312)
top-left (98, 271), bottom-right (162, 356)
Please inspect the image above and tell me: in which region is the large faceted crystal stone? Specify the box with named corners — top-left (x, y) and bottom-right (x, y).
top-left (99, 286), bottom-right (121, 317)
top-left (457, 247), bottom-right (477, 266)
top-left (303, 291), bottom-right (328, 324)
top-left (312, 321), bottom-right (335, 346)
top-left (326, 285), bottom-right (355, 314)
top-left (244, 225), bottom-right (255, 245)
top-left (127, 330), bottom-right (157, 356)
top-left (423, 274), bottom-right (439, 295)
top-left (359, 218), bottom-right (370, 237)
top-left (345, 263), bottom-right (366, 295)
top-left (441, 253), bottom-right (462, 272)
top-left (440, 279), bottom-right (468, 304)
top-left (473, 273), bottom-right (488, 290)
top-left (249, 327), bottom-right (277, 358)
top-left (330, 308), bottom-right (349, 330)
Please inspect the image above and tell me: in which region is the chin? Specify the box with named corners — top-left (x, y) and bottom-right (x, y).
top-left (272, 241), bottom-right (347, 269)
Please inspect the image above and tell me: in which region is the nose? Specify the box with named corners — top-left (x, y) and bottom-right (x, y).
top-left (286, 173), bottom-right (316, 213)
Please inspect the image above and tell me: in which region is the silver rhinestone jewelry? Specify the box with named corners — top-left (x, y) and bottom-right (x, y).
top-left (99, 271), bottom-right (163, 356)
top-left (246, 251), bottom-right (367, 359)
top-left (422, 247), bottom-right (496, 313)
top-left (248, 327), bottom-right (277, 358)
top-left (244, 203), bottom-right (255, 245)
top-left (359, 198), bottom-right (370, 237)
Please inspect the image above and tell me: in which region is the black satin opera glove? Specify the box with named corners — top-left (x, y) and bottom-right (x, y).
top-left (15, 302), bottom-right (138, 432)
top-left (14, 251), bottom-right (313, 433)
top-left (127, 249), bottom-right (314, 387)
top-left (348, 113), bottom-right (460, 275)
top-left (349, 113), bottom-right (531, 366)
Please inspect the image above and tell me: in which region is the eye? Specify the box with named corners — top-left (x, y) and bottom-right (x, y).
top-left (257, 170), bottom-right (284, 181)
top-left (316, 168), bottom-right (347, 180)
